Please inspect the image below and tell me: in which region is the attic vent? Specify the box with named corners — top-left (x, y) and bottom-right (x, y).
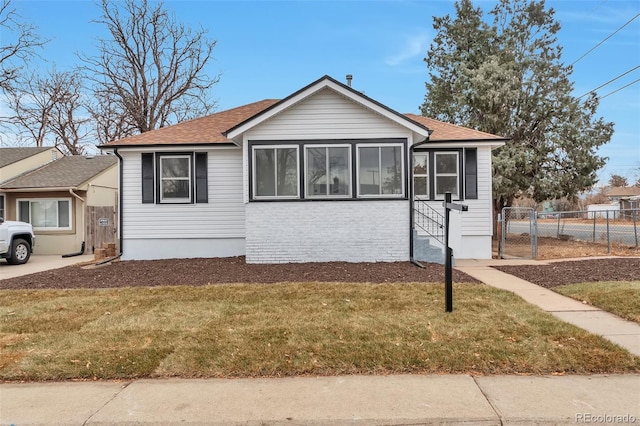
top-left (51, 150), bottom-right (58, 161)
top-left (346, 74), bottom-right (353, 87)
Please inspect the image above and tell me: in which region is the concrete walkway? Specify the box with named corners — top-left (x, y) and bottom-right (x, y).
top-left (2, 374), bottom-right (639, 425)
top-left (456, 258), bottom-right (640, 357)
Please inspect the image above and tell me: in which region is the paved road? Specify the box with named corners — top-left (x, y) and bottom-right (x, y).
top-left (505, 220), bottom-right (639, 246)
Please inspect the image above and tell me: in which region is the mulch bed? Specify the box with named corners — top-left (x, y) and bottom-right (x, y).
top-left (494, 258), bottom-right (640, 289)
top-left (0, 256), bottom-right (479, 290)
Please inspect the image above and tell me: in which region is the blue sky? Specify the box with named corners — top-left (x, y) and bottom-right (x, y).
top-left (7, 0), bottom-right (640, 184)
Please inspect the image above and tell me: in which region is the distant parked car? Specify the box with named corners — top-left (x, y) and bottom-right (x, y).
top-left (0, 218), bottom-right (35, 264)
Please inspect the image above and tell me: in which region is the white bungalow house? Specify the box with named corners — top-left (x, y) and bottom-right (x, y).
top-left (100, 76), bottom-right (506, 263)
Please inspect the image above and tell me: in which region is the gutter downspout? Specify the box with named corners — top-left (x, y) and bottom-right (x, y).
top-left (113, 148), bottom-right (124, 258)
top-left (95, 148), bottom-right (123, 266)
top-left (409, 133), bottom-right (433, 269)
top-left (62, 188), bottom-right (86, 257)
top-left (96, 148), bottom-right (124, 266)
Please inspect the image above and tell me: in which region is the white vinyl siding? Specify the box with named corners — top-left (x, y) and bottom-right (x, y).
top-left (120, 149), bottom-right (245, 242)
top-left (244, 88), bottom-right (412, 141)
top-left (461, 147), bottom-right (493, 236)
top-left (418, 148), bottom-right (491, 236)
top-left (242, 89), bottom-right (415, 204)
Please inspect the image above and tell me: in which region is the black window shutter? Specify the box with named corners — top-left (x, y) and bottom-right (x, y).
top-left (464, 149), bottom-right (478, 200)
top-left (141, 153), bottom-right (155, 203)
top-left (195, 152), bottom-right (208, 203)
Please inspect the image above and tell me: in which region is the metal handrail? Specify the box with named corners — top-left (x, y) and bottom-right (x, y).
top-left (413, 197), bottom-right (445, 244)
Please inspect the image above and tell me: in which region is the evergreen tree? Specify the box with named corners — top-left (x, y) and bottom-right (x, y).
top-left (421, 0), bottom-right (613, 215)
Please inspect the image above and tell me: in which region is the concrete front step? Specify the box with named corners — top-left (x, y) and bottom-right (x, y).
top-left (413, 230), bottom-right (446, 264)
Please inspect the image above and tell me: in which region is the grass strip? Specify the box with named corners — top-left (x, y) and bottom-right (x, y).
top-left (554, 281), bottom-right (640, 323)
top-left (1, 282), bottom-right (639, 381)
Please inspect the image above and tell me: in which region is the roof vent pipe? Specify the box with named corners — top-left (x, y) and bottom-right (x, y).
top-left (346, 74), bottom-right (352, 87)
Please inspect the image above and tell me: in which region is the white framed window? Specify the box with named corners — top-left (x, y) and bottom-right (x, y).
top-left (357, 144), bottom-right (404, 197)
top-left (434, 152), bottom-right (459, 199)
top-left (252, 145), bottom-right (299, 199)
top-left (159, 155), bottom-right (192, 203)
top-left (413, 153), bottom-right (429, 199)
top-left (0, 194), bottom-right (5, 220)
top-left (17, 198), bottom-right (72, 230)
top-left (304, 145), bottom-right (351, 198)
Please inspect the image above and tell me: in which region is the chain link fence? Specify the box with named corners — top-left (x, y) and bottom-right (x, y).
top-left (536, 208), bottom-right (639, 254)
top-left (499, 207), bottom-right (639, 259)
top-left (500, 207), bottom-right (537, 258)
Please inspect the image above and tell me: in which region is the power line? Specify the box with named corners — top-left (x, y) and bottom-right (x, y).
top-left (599, 78), bottom-right (640, 100)
top-left (579, 65), bottom-right (640, 98)
top-left (570, 12), bottom-right (640, 66)
top-left (584, 0), bottom-right (608, 18)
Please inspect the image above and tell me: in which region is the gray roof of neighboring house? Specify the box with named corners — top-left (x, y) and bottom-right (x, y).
top-left (0, 155), bottom-right (117, 189)
top-left (0, 147), bottom-right (52, 168)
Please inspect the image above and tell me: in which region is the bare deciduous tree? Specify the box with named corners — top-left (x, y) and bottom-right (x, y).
top-left (5, 71), bottom-right (58, 147)
top-left (81, 0), bottom-right (219, 143)
top-left (7, 70), bottom-right (92, 154)
top-left (0, 0), bottom-right (46, 93)
top-left (47, 71), bottom-right (92, 155)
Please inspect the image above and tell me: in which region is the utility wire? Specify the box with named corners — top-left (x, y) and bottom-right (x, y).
top-left (584, 0), bottom-right (608, 17)
top-left (599, 78), bottom-right (640, 100)
top-left (570, 12), bottom-right (640, 66)
top-left (579, 65), bottom-right (640, 98)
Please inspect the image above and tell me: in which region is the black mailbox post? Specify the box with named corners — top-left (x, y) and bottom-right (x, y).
top-left (443, 192), bottom-right (468, 312)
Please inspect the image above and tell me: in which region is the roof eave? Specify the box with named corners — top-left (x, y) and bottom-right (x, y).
top-left (0, 186), bottom-right (79, 192)
top-left (423, 138), bottom-right (509, 149)
top-left (99, 141), bottom-right (238, 149)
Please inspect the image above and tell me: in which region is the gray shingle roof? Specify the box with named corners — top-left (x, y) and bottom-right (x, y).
top-left (0, 147), bottom-right (52, 168)
top-left (0, 155), bottom-right (117, 189)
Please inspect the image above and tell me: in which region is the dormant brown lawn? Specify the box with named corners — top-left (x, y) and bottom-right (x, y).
top-left (554, 281), bottom-right (640, 323)
top-left (1, 282), bottom-right (639, 381)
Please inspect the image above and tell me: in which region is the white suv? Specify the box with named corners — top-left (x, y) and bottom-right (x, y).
top-left (0, 218), bottom-right (35, 264)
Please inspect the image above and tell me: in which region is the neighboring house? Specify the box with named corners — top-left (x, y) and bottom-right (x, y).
top-left (587, 203), bottom-right (620, 219)
top-left (0, 147), bottom-right (64, 219)
top-left (0, 155), bottom-right (118, 255)
top-left (606, 186), bottom-right (640, 210)
top-left (100, 75), bottom-right (506, 263)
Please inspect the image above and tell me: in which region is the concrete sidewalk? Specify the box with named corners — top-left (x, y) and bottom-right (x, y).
top-left (456, 258), bottom-right (640, 357)
top-left (2, 374), bottom-right (639, 425)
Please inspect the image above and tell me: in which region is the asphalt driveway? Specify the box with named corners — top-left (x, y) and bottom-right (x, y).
top-left (0, 254), bottom-right (94, 280)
